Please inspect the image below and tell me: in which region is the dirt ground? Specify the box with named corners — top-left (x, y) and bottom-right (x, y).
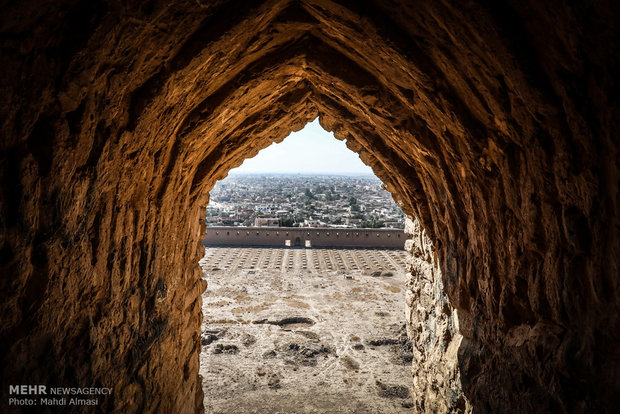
top-left (199, 247), bottom-right (414, 414)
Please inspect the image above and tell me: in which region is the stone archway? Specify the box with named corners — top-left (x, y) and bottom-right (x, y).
top-left (0, 1), bottom-right (618, 413)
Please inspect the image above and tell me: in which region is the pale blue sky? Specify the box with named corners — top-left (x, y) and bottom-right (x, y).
top-left (230, 119), bottom-right (374, 175)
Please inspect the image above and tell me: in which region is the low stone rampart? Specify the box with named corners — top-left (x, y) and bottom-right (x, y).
top-left (203, 226), bottom-right (407, 248)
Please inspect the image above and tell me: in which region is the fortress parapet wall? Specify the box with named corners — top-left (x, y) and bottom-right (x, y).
top-left (203, 226), bottom-right (408, 248)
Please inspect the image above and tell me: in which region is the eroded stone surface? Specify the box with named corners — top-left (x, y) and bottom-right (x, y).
top-left (405, 218), bottom-right (468, 413)
top-left (199, 247), bottom-right (414, 413)
top-left (0, 1), bottom-right (618, 413)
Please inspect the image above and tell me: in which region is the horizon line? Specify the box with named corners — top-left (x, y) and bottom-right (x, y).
top-left (226, 172), bottom-right (378, 176)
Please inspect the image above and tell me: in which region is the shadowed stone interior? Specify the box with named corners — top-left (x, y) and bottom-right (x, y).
top-left (0, 1), bottom-right (618, 413)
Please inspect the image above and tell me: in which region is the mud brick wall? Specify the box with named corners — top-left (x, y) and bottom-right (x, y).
top-left (203, 226), bottom-right (407, 248)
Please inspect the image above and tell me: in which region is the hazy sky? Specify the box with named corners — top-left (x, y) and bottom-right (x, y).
top-left (229, 119), bottom-right (374, 175)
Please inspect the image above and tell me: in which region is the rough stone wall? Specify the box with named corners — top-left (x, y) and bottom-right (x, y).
top-left (404, 218), bottom-right (469, 413)
top-left (0, 1), bottom-right (618, 413)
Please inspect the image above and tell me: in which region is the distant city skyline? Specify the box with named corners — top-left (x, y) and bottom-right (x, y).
top-left (229, 119), bottom-right (374, 175)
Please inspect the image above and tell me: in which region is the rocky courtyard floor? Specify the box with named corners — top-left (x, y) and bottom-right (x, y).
top-left (199, 247), bottom-right (414, 413)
